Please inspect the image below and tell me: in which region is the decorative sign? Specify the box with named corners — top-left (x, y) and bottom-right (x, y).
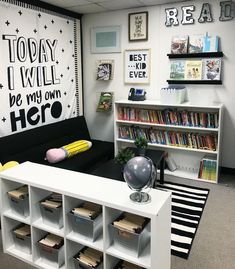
top-left (165, 1), bottom-right (234, 27)
top-left (124, 49), bottom-right (150, 84)
top-left (0, 1), bottom-right (79, 136)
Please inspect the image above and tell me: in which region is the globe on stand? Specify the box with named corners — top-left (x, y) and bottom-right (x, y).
top-left (123, 156), bottom-right (156, 204)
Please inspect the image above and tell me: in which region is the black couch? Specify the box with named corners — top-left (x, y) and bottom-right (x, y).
top-left (0, 116), bottom-right (114, 173)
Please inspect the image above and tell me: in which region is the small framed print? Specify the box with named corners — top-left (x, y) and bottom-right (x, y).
top-left (124, 49), bottom-right (151, 84)
top-left (128, 11), bottom-right (148, 42)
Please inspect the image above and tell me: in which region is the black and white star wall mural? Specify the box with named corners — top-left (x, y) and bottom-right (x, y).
top-left (0, 0), bottom-right (82, 136)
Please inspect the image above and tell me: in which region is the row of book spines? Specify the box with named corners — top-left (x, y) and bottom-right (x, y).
top-left (118, 126), bottom-right (217, 151)
top-left (117, 107), bottom-right (219, 128)
top-left (198, 159), bottom-right (217, 181)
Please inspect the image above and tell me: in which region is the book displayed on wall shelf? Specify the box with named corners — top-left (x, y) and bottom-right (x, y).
top-left (96, 92), bottom-right (113, 112)
top-left (117, 107), bottom-right (219, 129)
top-left (203, 35), bottom-right (219, 52)
top-left (169, 61), bottom-right (185, 80)
top-left (171, 34), bottom-right (219, 54)
top-left (118, 125), bottom-right (218, 152)
top-left (198, 155), bottom-right (217, 181)
top-left (96, 60), bottom-right (114, 80)
top-left (185, 60), bottom-right (202, 80)
top-left (188, 34), bottom-right (204, 53)
top-left (171, 35), bottom-right (188, 54)
top-left (202, 58), bottom-right (221, 80)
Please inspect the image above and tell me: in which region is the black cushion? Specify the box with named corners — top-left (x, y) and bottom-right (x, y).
top-left (0, 116), bottom-right (91, 162)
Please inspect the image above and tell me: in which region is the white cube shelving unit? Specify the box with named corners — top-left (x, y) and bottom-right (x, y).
top-left (0, 161), bottom-right (171, 269)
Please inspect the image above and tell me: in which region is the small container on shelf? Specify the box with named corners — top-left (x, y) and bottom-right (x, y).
top-left (69, 201), bottom-right (102, 241)
top-left (40, 192), bottom-right (63, 229)
top-left (13, 223), bottom-right (31, 255)
top-left (37, 233), bottom-right (64, 268)
top-left (7, 185), bottom-right (29, 218)
top-left (109, 212), bottom-right (150, 257)
top-left (160, 86), bottom-right (186, 104)
top-left (73, 246), bottom-right (103, 269)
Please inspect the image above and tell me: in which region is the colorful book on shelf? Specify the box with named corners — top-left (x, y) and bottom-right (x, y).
top-left (185, 60), bottom-right (202, 80)
top-left (188, 34), bottom-right (204, 53)
top-left (203, 35), bottom-right (219, 52)
top-left (198, 155), bottom-right (217, 181)
top-left (170, 61), bottom-right (185, 80)
top-left (171, 35), bottom-right (188, 54)
top-left (202, 58), bottom-right (221, 80)
top-left (96, 92), bottom-right (113, 112)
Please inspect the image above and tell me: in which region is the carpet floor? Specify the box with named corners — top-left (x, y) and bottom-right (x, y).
top-left (157, 181), bottom-right (209, 259)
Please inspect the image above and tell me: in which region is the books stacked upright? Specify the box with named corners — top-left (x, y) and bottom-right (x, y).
top-left (170, 34), bottom-right (221, 81)
top-left (118, 125), bottom-right (218, 152)
top-left (115, 260), bottom-right (144, 269)
top-left (72, 202), bottom-right (102, 220)
top-left (113, 213), bottom-right (146, 234)
top-left (74, 247), bottom-right (103, 268)
top-left (117, 107), bottom-right (219, 128)
top-left (198, 155), bottom-right (217, 181)
top-left (41, 192), bottom-right (62, 209)
top-left (8, 185), bottom-right (28, 200)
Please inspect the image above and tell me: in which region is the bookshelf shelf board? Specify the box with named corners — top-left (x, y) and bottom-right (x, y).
top-left (167, 80), bottom-right (222, 85)
top-left (32, 218), bottom-right (64, 237)
top-left (167, 52), bottom-right (224, 58)
top-left (116, 138), bottom-right (218, 154)
top-left (106, 243), bottom-right (151, 269)
top-left (116, 120), bottom-right (219, 132)
top-left (6, 245), bottom-right (33, 264)
top-left (3, 210), bottom-right (30, 224)
top-left (115, 100), bottom-right (223, 109)
top-left (66, 232), bottom-right (103, 252)
top-left (162, 169), bottom-right (217, 183)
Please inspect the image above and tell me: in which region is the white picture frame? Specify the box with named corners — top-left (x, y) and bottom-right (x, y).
top-left (91, 26), bottom-right (121, 53)
top-left (124, 49), bottom-right (151, 84)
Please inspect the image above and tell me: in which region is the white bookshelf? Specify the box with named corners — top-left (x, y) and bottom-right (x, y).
top-left (0, 162), bottom-right (171, 269)
top-left (114, 100), bottom-right (223, 183)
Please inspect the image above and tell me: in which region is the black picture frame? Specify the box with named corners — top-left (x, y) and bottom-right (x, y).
top-left (128, 11), bottom-right (148, 42)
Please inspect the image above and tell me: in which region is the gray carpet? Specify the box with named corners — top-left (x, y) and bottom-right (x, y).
top-left (1, 174), bottom-right (235, 269)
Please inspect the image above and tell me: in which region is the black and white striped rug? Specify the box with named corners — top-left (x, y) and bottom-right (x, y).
top-left (157, 181), bottom-right (210, 259)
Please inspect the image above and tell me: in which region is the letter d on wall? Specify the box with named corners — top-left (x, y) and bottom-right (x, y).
top-left (219, 1), bottom-right (235, 21)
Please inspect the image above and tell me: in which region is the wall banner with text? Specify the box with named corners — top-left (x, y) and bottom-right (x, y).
top-left (0, 0), bottom-right (82, 136)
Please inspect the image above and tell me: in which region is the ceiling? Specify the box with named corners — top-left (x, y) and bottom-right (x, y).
top-left (41, 0), bottom-right (189, 14)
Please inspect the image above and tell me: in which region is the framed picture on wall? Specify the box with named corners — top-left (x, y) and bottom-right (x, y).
top-left (124, 49), bottom-right (151, 84)
top-left (128, 11), bottom-right (148, 41)
top-left (91, 26), bottom-right (121, 53)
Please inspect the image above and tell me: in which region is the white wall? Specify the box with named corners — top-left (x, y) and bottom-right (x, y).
top-left (82, 0), bottom-right (235, 169)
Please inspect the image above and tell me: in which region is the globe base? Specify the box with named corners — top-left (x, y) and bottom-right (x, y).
top-left (130, 191), bottom-right (151, 204)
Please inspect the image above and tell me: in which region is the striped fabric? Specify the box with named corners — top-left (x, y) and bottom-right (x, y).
top-left (157, 181), bottom-right (209, 259)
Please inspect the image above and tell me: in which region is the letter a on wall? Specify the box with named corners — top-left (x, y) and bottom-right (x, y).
top-left (0, 0), bottom-right (82, 136)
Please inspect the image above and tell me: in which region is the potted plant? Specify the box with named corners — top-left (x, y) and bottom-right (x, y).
top-left (134, 136), bottom-right (148, 156)
top-left (115, 148), bottom-right (135, 165)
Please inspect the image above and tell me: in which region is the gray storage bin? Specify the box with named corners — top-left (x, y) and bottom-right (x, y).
top-left (37, 242), bottom-right (64, 268)
top-left (110, 216), bottom-right (150, 257)
top-left (69, 212), bottom-right (102, 241)
top-left (13, 229), bottom-right (31, 255)
top-left (9, 195), bottom-right (29, 218)
top-left (40, 202), bottom-right (63, 229)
